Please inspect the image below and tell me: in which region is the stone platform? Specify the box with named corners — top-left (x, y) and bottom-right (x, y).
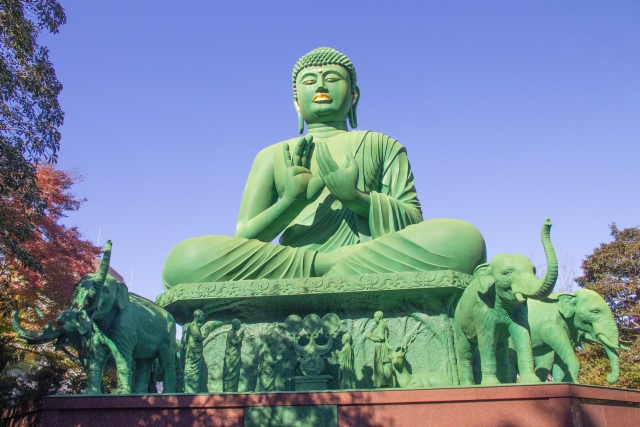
top-left (2, 384), bottom-right (639, 427)
top-left (156, 271), bottom-right (471, 324)
top-left (156, 271), bottom-right (471, 392)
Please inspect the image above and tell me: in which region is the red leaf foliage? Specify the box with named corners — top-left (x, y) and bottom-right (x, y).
top-left (1, 164), bottom-right (101, 317)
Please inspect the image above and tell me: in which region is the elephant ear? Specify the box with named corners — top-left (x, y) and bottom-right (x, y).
top-left (473, 263), bottom-right (495, 294)
top-left (557, 294), bottom-right (577, 318)
top-left (116, 282), bottom-right (130, 310)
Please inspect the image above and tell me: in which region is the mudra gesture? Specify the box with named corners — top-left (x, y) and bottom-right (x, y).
top-left (162, 47), bottom-right (486, 289)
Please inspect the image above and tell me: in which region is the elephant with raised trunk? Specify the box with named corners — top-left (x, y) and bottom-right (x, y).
top-left (454, 219), bottom-right (558, 385)
top-left (12, 241), bottom-right (178, 394)
top-left (508, 289), bottom-right (626, 384)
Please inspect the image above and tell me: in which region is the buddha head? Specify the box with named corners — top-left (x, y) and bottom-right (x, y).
top-left (292, 47), bottom-right (360, 134)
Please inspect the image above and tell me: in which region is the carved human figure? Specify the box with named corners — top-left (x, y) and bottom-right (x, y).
top-left (365, 311), bottom-right (394, 388)
top-left (162, 47), bottom-right (486, 289)
top-left (223, 318), bottom-right (244, 392)
top-left (182, 309), bottom-right (209, 393)
top-left (335, 332), bottom-right (357, 389)
top-left (255, 336), bottom-right (282, 392)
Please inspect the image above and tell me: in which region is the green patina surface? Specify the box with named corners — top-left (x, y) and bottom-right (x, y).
top-left (245, 405), bottom-right (337, 427)
top-left (12, 47), bottom-right (624, 395)
top-left (157, 270), bottom-right (468, 392)
top-left (156, 270), bottom-right (471, 324)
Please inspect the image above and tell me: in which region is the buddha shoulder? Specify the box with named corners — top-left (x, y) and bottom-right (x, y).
top-left (351, 130), bottom-right (406, 153)
top-left (252, 137), bottom-right (304, 163)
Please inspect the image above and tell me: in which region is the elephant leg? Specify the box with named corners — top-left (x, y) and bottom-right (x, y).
top-left (106, 341), bottom-right (133, 394)
top-left (533, 350), bottom-right (554, 382)
top-left (508, 322), bottom-right (540, 384)
top-left (477, 324), bottom-right (500, 385)
top-left (454, 323), bottom-right (474, 385)
top-left (496, 340), bottom-right (511, 383)
top-left (158, 343), bottom-right (177, 393)
top-left (552, 359), bottom-right (569, 383)
top-left (507, 337), bottom-right (518, 383)
top-left (472, 346), bottom-right (482, 384)
top-left (545, 330), bottom-right (580, 383)
top-left (85, 343), bottom-right (108, 394)
top-left (133, 357), bottom-right (154, 394)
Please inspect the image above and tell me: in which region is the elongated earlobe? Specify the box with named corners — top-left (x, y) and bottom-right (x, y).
top-left (294, 98), bottom-right (305, 134)
top-left (348, 85), bottom-right (360, 129)
top-left (348, 107), bottom-right (357, 129)
top-left (298, 111), bottom-right (305, 134)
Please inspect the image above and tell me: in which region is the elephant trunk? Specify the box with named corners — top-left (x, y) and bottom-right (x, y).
top-left (595, 321), bottom-right (620, 384)
top-left (516, 219), bottom-right (558, 300)
top-left (11, 307), bottom-right (61, 345)
top-left (86, 240), bottom-right (112, 311)
top-left (602, 344), bottom-right (620, 384)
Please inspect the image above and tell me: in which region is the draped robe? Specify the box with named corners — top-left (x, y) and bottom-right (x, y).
top-left (162, 131), bottom-right (486, 289)
top-left (223, 329), bottom-right (243, 392)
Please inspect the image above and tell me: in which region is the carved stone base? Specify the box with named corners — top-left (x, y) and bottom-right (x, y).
top-left (292, 375), bottom-right (333, 391)
top-left (156, 270), bottom-right (471, 324)
top-left (156, 271), bottom-right (471, 392)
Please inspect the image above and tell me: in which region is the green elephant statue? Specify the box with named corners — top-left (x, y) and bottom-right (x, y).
top-left (66, 240), bottom-right (178, 394)
top-left (12, 305), bottom-right (94, 370)
top-left (454, 219), bottom-right (558, 385)
top-left (506, 289), bottom-right (626, 384)
top-left (11, 241), bottom-right (178, 394)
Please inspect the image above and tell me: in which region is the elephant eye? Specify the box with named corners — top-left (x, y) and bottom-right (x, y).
top-left (591, 309), bottom-right (599, 314)
top-left (504, 270), bottom-right (512, 275)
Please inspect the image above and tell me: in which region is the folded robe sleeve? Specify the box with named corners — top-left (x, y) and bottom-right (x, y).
top-left (363, 133), bottom-right (423, 239)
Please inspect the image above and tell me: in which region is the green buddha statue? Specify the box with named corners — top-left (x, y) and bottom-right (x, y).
top-left (162, 47), bottom-right (486, 289)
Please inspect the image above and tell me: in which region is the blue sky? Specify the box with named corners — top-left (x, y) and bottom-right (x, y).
top-left (42, 1), bottom-right (639, 304)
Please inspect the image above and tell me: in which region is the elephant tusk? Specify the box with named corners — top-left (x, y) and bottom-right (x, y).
top-left (597, 334), bottom-right (618, 349)
top-left (515, 292), bottom-right (526, 304)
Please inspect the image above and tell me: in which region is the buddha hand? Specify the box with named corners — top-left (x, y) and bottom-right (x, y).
top-left (316, 141), bottom-right (360, 204)
top-left (282, 136), bottom-right (323, 203)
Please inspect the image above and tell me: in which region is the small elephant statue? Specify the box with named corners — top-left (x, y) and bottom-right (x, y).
top-left (12, 305), bottom-right (95, 369)
top-left (70, 240), bottom-right (178, 394)
top-left (13, 241), bottom-right (179, 394)
top-left (507, 289), bottom-right (626, 384)
top-left (454, 219), bottom-right (558, 385)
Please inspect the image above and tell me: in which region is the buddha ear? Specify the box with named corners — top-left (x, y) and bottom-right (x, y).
top-left (294, 98), bottom-right (305, 134)
top-left (348, 85), bottom-right (360, 129)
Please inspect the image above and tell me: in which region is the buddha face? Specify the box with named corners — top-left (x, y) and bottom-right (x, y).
top-left (295, 64), bottom-right (357, 124)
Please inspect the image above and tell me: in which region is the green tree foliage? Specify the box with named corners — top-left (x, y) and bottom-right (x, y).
top-left (576, 224), bottom-right (640, 389)
top-left (0, 0), bottom-right (66, 271)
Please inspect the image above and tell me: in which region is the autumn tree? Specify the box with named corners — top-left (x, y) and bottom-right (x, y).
top-left (575, 224), bottom-right (640, 389)
top-left (1, 0), bottom-right (66, 271)
top-left (0, 164), bottom-right (101, 407)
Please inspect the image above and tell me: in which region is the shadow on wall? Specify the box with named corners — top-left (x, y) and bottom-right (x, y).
top-left (3, 390), bottom-right (637, 427)
top-left (35, 393), bottom-right (396, 427)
